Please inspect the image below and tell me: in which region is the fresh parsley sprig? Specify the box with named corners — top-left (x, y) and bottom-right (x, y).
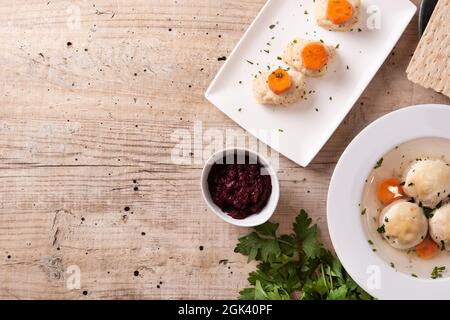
top-left (235, 210), bottom-right (373, 300)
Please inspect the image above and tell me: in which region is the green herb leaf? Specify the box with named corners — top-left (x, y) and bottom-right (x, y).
top-left (327, 285), bottom-right (348, 300)
top-left (431, 266), bottom-right (446, 279)
top-left (374, 158), bottom-right (384, 169)
top-left (255, 221), bottom-right (279, 237)
top-left (294, 210), bottom-right (323, 259)
top-left (377, 225), bottom-right (385, 234)
top-left (238, 288), bottom-right (256, 300)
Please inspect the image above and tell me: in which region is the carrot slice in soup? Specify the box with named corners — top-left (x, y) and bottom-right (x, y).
top-left (416, 237), bottom-right (438, 259)
top-left (326, 0), bottom-right (353, 25)
top-left (301, 43), bottom-right (328, 70)
top-left (268, 68), bottom-right (292, 94)
top-left (377, 178), bottom-right (405, 206)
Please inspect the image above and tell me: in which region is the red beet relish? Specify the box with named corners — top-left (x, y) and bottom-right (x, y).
top-left (207, 153), bottom-right (272, 219)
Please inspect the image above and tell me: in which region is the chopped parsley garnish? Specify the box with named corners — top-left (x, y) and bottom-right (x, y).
top-left (431, 266), bottom-right (445, 279)
top-left (374, 158), bottom-right (384, 169)
top-left (269, 24), bottom-right (276, 29)
top-left (335, 43), bottom-right (340, 49)
top-left (377, 225), bottom-right (385, 234)
top-left (368, 240), bottom-right (374, 245)
top-left (245, 59), bottom-right (254, 65)
top-left (411, 273), bottom-right (418, 278)
top-left (361, 208), bottom-right (367, 215)
top-left (440, 240), bottom-right (446, 251)
top-left (278, 129), bottom-right (284, 133)
top-left (390, 262), bottom-right (395, 268)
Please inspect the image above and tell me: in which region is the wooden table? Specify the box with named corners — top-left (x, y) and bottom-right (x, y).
top-left (0, 0), bottom-right (448, 300)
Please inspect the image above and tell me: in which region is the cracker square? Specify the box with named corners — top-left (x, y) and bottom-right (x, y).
top-left (406, 0), bottom-right (449, 97)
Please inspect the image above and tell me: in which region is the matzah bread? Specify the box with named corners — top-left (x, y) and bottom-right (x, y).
top-left (406, 0), bottom-right (449, 97)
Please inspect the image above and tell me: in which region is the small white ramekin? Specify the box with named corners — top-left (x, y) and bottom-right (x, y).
top-left (200, 148), bottom-right (279, 227)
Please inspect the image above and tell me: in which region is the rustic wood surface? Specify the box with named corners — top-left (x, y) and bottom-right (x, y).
top-left (0, 0), bottom-right (448, 300)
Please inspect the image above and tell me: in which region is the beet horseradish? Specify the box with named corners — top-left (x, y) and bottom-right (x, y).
top-left (207, 153), bottom-right (272, 220)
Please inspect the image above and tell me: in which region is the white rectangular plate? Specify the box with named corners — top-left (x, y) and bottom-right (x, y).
top-left (205, 0), bottom-right (416, 167)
